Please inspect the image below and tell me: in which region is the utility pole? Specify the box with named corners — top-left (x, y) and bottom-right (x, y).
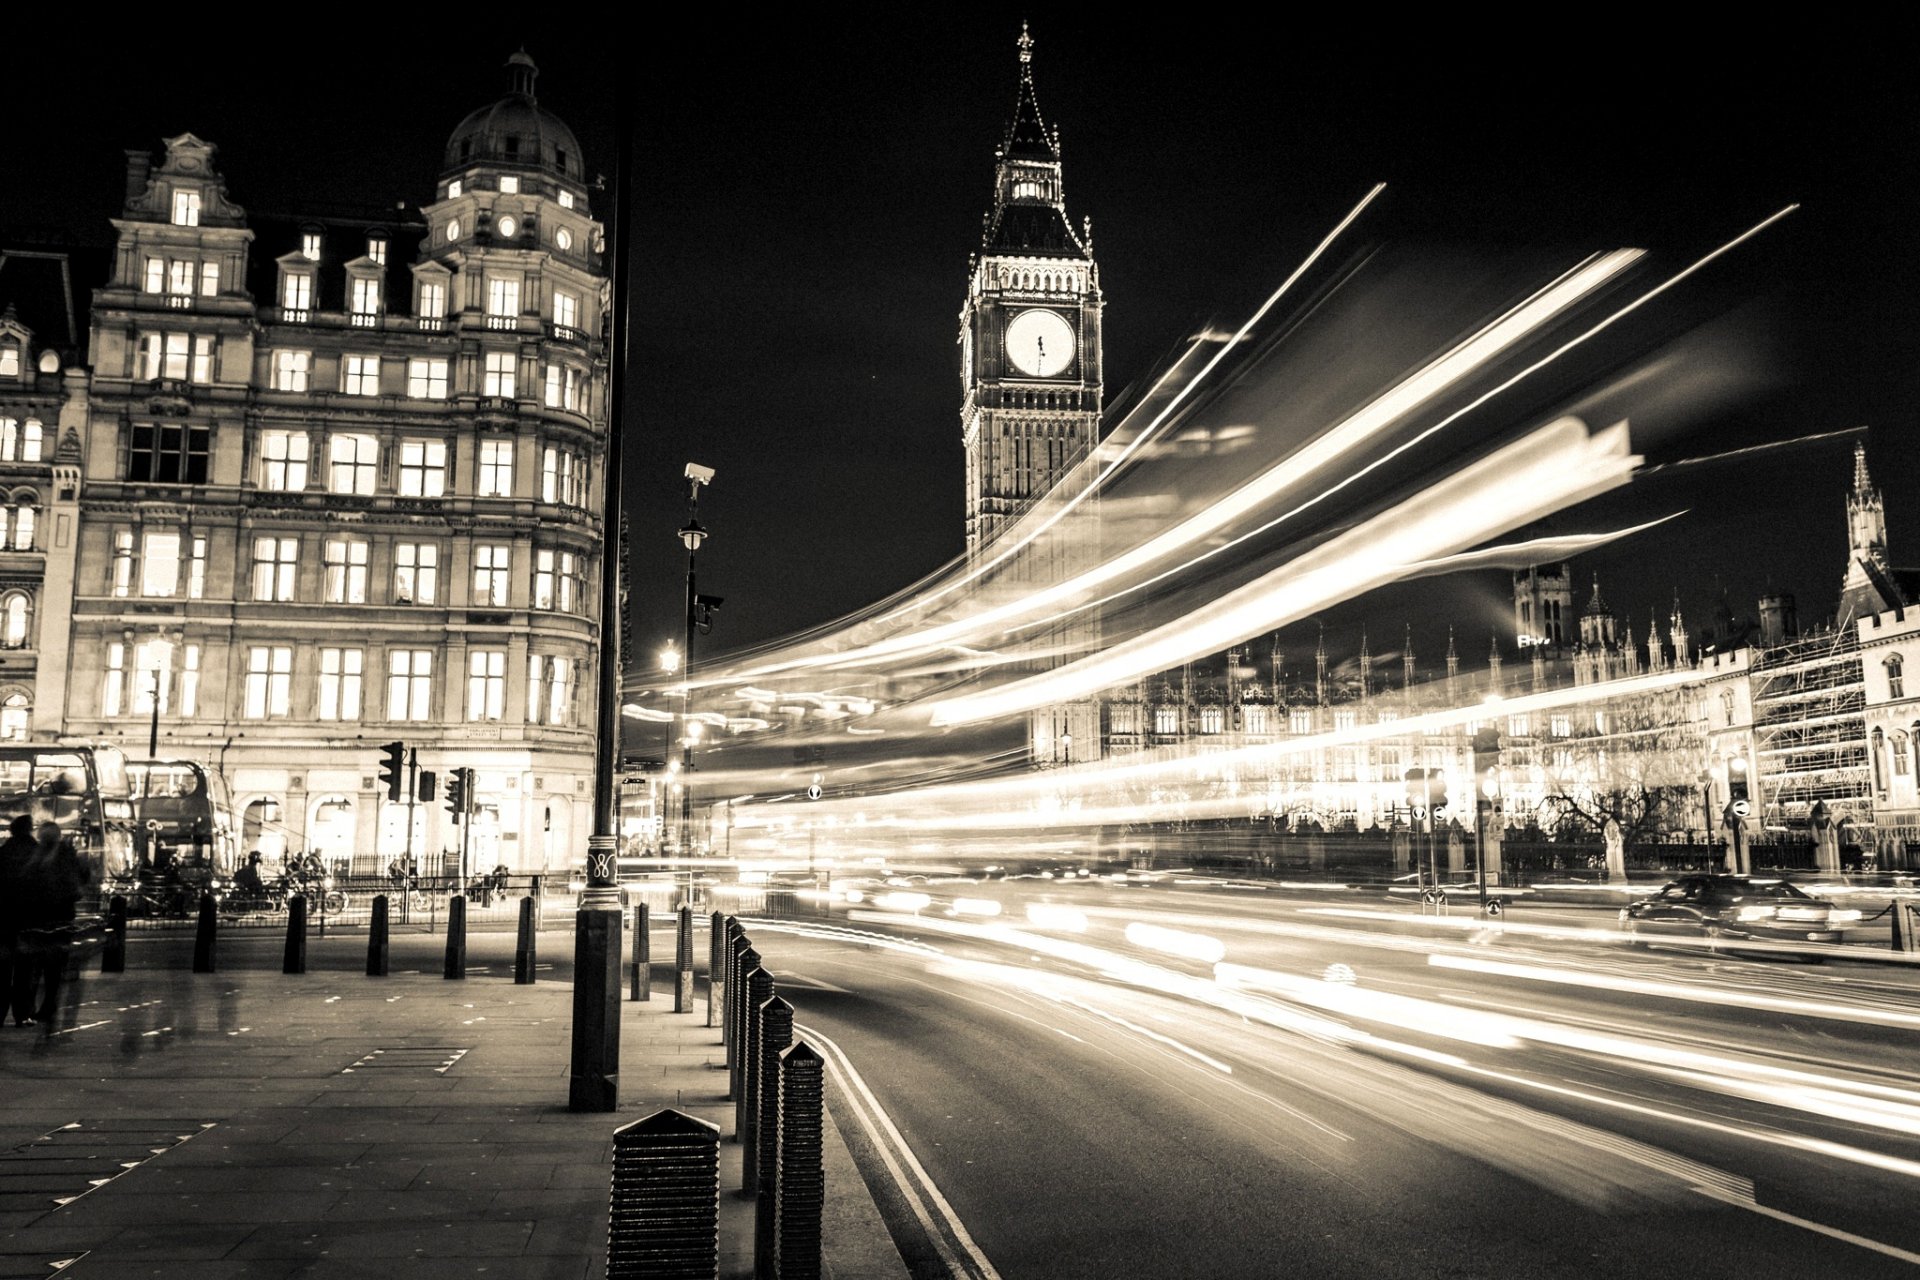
top-left (404, 748), bottom-right (419, 881)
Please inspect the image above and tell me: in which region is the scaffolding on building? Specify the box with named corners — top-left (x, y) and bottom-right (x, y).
top-left (1749, 628), bottom-right (1873, 832)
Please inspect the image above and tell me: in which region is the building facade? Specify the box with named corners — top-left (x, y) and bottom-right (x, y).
top-left (50, 54), bottom-right (610, 874)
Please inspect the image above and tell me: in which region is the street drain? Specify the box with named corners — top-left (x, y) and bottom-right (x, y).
top-left (341, 1047), bottom-right (470, 1075)
top-left (0, 1120), bottom-right (215, 1216)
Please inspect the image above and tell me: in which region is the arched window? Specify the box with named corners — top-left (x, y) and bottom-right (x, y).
top-left (1895, 732), bottom-right (1911, 777)
top-left (5, 491), bottom-right (36, 551)
top-left (0, 691), bottom-right (28, 740)
top-left (0, 593), bottom-right (28, 649)
top-left (242, 797), bottom-right (285, 860)
top-left (1888, 653), bottom-right (1906, 701)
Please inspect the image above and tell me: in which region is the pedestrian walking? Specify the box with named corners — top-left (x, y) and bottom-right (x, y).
top-left (25, 822), bottom-right (87, 1024)
top-left (0, 814), bottom-right (43, 1026)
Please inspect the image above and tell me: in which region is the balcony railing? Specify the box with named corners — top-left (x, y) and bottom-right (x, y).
top-left (349, 311), bottom-right (381, 329)
top-left (547, 323), bottom-right (586, 345)
top-left (484, 314), bottom-right (519, 331)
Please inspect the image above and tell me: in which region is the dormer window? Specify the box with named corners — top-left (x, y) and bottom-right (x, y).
top-left (280, 270), bottom-right (313, 321)
top-left (499, 175), bottom-right (520, 194)
top-left (350, 277), bottom-right (382, 328)
top-left (557, 190), bottom-right (574, 210)
top-left (0, 345), bottom-right (17, 378)
top-left (367, 236), bottom-right (387, 265)
top-left (447, 179), bottom-right (463, 199)
top-left (301, 232), bottom-right (322, 261)
top-left (171, 189), bottom-right (201, 226)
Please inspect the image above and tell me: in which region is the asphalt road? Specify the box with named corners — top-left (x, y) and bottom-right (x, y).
top-left (735, 881), bottom-right (1920, 1279)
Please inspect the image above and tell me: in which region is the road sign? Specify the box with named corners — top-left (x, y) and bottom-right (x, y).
top-left (807, 773), bottom-right (823, 801)
top-left (1730, 798), bottom-right (1751, 819)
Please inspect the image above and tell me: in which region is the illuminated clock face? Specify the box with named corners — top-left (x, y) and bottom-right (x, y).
top-left (1005, 308), bottom-right (1075, 378)
top-left (497, 216), bottom-right (517, 238)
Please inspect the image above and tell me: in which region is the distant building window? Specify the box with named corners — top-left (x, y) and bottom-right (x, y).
top-left (533, 549), bottom-right (581, 612)
top-left (104, 643), bottom-right (126, 715)
top-left (406, 357), bottom-right (449, 400)
top-left (342, 354), bottom-right (381, 397)
top-left (553, 291), bottom-right (578, 330)
top-left (5, 501), bottom-right (34, 552)
top-left (281, 271), bottom-right (312, 318)
top-left (1199, 706), bottom-right (1225, 734)
top-left (398, 439), bottom-right (446, 497)
top-left (1, 594), bottom-right (28, 649)
top-left (1551, 714), bottom-right (1571, 738)
top-left (317, 647), bottom-right (364, 721)
top-left (542, 446), bottom-right (585, 505)
top-left (260, 430), bottom-right (309, 491)
top-left (1153, 707), bottom-right (1179, 735)
top-left (1333, 710), bottom-right (1356, 732)
top-left (472, 544), bottom-right (511, 607)
top-left (1245, 705), bottom-right (1269, 734)
top-left (487, 278), bottom-right (520, 324)
top-left (558, 189), bottom-right (574, 209)
top-left (143, 257), bottom-right (165, 294)
top-left (467, 649), bottom-right (506, 721)
top-left (483, 352), bottom-right (516, 398)
top-left (529, 654), bottom-right (572, 726)
top-left (167, 261), bottom-right (195, 306)
top-left (1509, 714), bottom-right (1529, 736)
top-left (171, 189), bottom-right (201, 226)
top-left (367, 236), bottom-right (387, 265)
top-left (328, 433), bottom-right (378, 495)
top-left (498, 175), bottom-right (520, 194)
top-left (200, 261), bottom-right (220, 297)
top-left (0, 691), bottom-right (28, 739)
top-left (244, 646), bottom-right (293, 719)
top-left (393, 543), bottom-right (438, 605)
top-left (544, 364), bottom-right (579, 410)
top-left (477, 440), bottom-right (514, 497)
top-left (111, 531), bottom-right (134, 598)
top-left (350, 277), bottom-right (381, 326)
top-left (272, 349), bottom-right (311, 392)
top-left (140, 530), bottom-right (180, 597)
top-left (1290, 710), bottom-right (1313, 734)
top-left (0, 418), bottom-right (44, 462)
top-left (301, 232), bottom-right (322, 260)
top-left (127, 423), bottom-right (210, 484)
top-left (1889, 654), bottom-right (1906, 701)
top-left (387, 649), bottom-right (433, 721)
top-left (417, 281), bottom-right (447, 323)
top-left (137, 332), bottom-right (214, 383)
top-left (189, 535), bottom-right (207, 599)
top-left (1896, 731), bottom-right (1912, 777)
top-left (0, 345), bottom-right (17, 377)
top-left (323, 537), bottom-right (370, 604)
top-left (447, 180), bottom-right (463, 199)
top-left (251, 536), bottom-right (298, 602)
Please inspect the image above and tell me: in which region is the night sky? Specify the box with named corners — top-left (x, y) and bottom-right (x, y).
top-left (6, 21), bottom-right (1915, 680)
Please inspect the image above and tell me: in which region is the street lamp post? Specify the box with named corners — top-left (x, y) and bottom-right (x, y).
top-left (677, 465), bottom-right (716, 858)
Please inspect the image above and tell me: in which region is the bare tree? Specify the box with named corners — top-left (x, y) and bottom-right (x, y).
top-left (1527, 687), bottom-right (1707, 851)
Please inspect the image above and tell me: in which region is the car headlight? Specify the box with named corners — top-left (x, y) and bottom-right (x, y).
top-left (1829, 909), bottom-right (1862, 926)
top-left (1735, 905), bottom-right (1776, 922)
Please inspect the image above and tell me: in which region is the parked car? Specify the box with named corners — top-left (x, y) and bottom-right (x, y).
top-left (1620, 875), bottom-right (1859, 954)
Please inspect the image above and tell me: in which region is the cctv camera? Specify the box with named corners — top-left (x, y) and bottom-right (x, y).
top-left (684, 462), bottom-right (716, 484)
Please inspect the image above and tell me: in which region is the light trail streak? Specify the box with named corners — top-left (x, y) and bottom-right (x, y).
top-left (929, 416), bottom-right (1640, 723)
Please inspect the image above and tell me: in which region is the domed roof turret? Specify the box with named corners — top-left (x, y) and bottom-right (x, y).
top-left (441, 51), bottom-right (585, 184)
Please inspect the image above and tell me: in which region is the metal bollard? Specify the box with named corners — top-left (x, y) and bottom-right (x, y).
top-left (635, 901), bottom-right (655, 1000)
top-left (282, 895), bottom-right (308, 975)
top-left (775, 1042), bottom-right (825, 1280)
top-left (514, 896), bottom-right (538, 984)
top-left (367, 894), bottom-right (390, 976)
top-left (101, 895), bottom-right (128, 973)
top-left (729, 949), bottom-right (761, 1103)
top-left (753, 996), bottom-right (796, 1278)
top-left (1895, 901), bottom-right (1918, 952)
top-left (738, 967), bottom-right (775, 1166)
top-left (675, 905), bottom-right (694, 1013)
top-left (443, 894), bottom-right (466, 980)
top-left (708, 911), bottom-right (726, 1028)
top-left (725, 929), bottom-right (750, 1056)
top-left (608, 1108), bottom-right (720, 1280)
top-left (191, 892), bottom-right (218, 973)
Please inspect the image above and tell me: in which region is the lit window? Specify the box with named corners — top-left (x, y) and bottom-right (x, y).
top-left (130, 640), bottom-right (174, 716)
top-left (472, 544), bottom-right (511, 607)
top-left (1333, 710), bottom-right (1356, 732)
top-left (350, 277), bottom-right (381, 326)
top-left (498, 175), bottom-right (520, 194)
top-left (1290, 710), bottom-right (1313, 734)
top-left (104, 643), bottom-right (125, 716)
top-left (1153, 707), bottom-right (1179, 735)
top-left (477, 440), bottom-right (514, 496)
top-left (323, 537), bottom-right (370, 604)
top-left (328, 433), bottom-right (378, 495)
top-left (543, 364), bottom-right (581, 410)
top-left (343, 354), bottom-right (380, 396)
top-left (1, 595), bottom-right (27, 649)
top-left (127, 423), bottom-right (210, 483)
top-left (529, 654), bottom-right (572, 725)
top-left (318, 647), bottom-right (363, 721)
top-left (1550, 714), bottom-right (1571, 737)
top-left (553, 291), bottom-right (577, 330)
top-left (486, 277), bottom-right (520, 320)
top-left (136, 332), bottom-right (210, 382)
top-left (141, 530), bottom-right (181, 597)
top-left (143, 258), bottom-right (165, 294)
top-left (542, 447), bottom-right (584, 504)
top-left (167, 261), bottom-right (194, 305)
top-left (1245, 705), bottom-right (1269, 734)
top-left (191, 335), bottom-right (214, 383)
top-left (418, 281), bottom-right (447, 323)
top-left (1890, 654), bottom-right (1906, 701)
top-left (179, 644), bottom-right (200, 717)
top-left (497, 216), bottom-right (518, 239)
top-left (406, 357), bottom-right (449, 400)
top-left (199, 262), bottom-right (220, 297)
top-left (387, 650), bottom-right (433, 721)
top-left (0, 346), bottom-right (16, 377)
top-left (558, 190), bottom-right (574, 209)
top-left (272, 350), bottom-right (311, 392)
top-left (111, 531), bottom-right (135, 598)
top-left (483, 352), bottom-right (516, 398)
top-left (189, 535), bottom-right (207, 599)
top-left (260, 430), bottom-right (309, 491)
top-left (534, 549), bottom-right (556, 610)
top-left (468, 649), bottom-right (507, 721)
top-left (1509, 714), bottom-right (1529, 736)
top-left (251, 536), bottom-right (298, 602)
top-left (393, 543), bottom-right (438, 605)
top-left (447, 180), bottom-right (463, 199)
top-left (301, 232), bottom-right (322, 260)
top-left (244, 646), bottom-right (293, 719)
top-left (0, 418), bottom-right (44, 463)
top-left (281, 272), bottom-right (312, 317)
top-left (1, 691), bottom-right (31, 739)
top-left (398, 439), bottom-right (446, 497)
top-left (6, 503), bottom-right (34, 552)
top-left (171, 189), bottom-right (201, 226)
top-left (367, 236), bottom-right (387, 265)
top-left (446, 218), bottom-right (462, 241)
top-left (555, 227), bottom-right (573, 251)
top-left (1200, 706), bottom-right (1225, 734)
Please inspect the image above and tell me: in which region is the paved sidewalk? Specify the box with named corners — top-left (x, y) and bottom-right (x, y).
top-left (0, 925), bottom-right (907, 1279)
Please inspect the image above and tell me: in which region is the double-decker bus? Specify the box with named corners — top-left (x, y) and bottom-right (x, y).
top-left (0, 743), bottom-right (137, 885)
top-left (128, 760), bottom-right (237, 899)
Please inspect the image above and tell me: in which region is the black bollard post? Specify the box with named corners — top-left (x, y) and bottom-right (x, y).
top-left (753, 996), bottom-right (796, 1276)
top-left (729, 949), bottom-right (760, 1102)
top-left (775, 1041), bottom-right (825, 1280)
top-left (282, 895), bottom-right (308, 975)
top-left (608, 1108), bottom-right (720, 1280)
top-left (367, 894), bottom-right (390, 977)
top-left (630, 902), bottom-right (650, 1001)
top-left (726, 929), bottom-right (751, 1056)
top-left (739, 967), bottom-right (775, 1160)
top-left (1895, 901), bottom-right (1918, 952)
top-left (514, 896), bottom-right (537, 984)
top-left (708, 911), bottom-right (726, 1028)
top-left (443, 894), bottom-right (467, 980)
top-left (191, 892), bottom-right (218, 973)
top-left (675, 905), bottom-right (694, 1013)
top-left (101, 894), bottom-right (128, 973)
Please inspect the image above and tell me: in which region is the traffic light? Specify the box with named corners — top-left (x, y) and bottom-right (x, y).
top-left (445, 768), bottom-right (467, 820)
top-left (417, 770), bottom-right (436, 803)
top-left (1472, 727), bottom-right (1501, 800)
top-left (1728, 757), bottom-right (1751, 817)
top-left (1428, 769), bottom-right (1450, 818)
top-left (379, 741), bottom-right (406, 801)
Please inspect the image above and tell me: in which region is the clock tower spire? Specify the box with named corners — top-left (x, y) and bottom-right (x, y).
top-left (960, 22), bottom-right (1104, 555)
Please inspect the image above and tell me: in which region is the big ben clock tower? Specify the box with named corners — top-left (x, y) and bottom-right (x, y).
top-left (959, 24), bottom-right (1104, 765)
